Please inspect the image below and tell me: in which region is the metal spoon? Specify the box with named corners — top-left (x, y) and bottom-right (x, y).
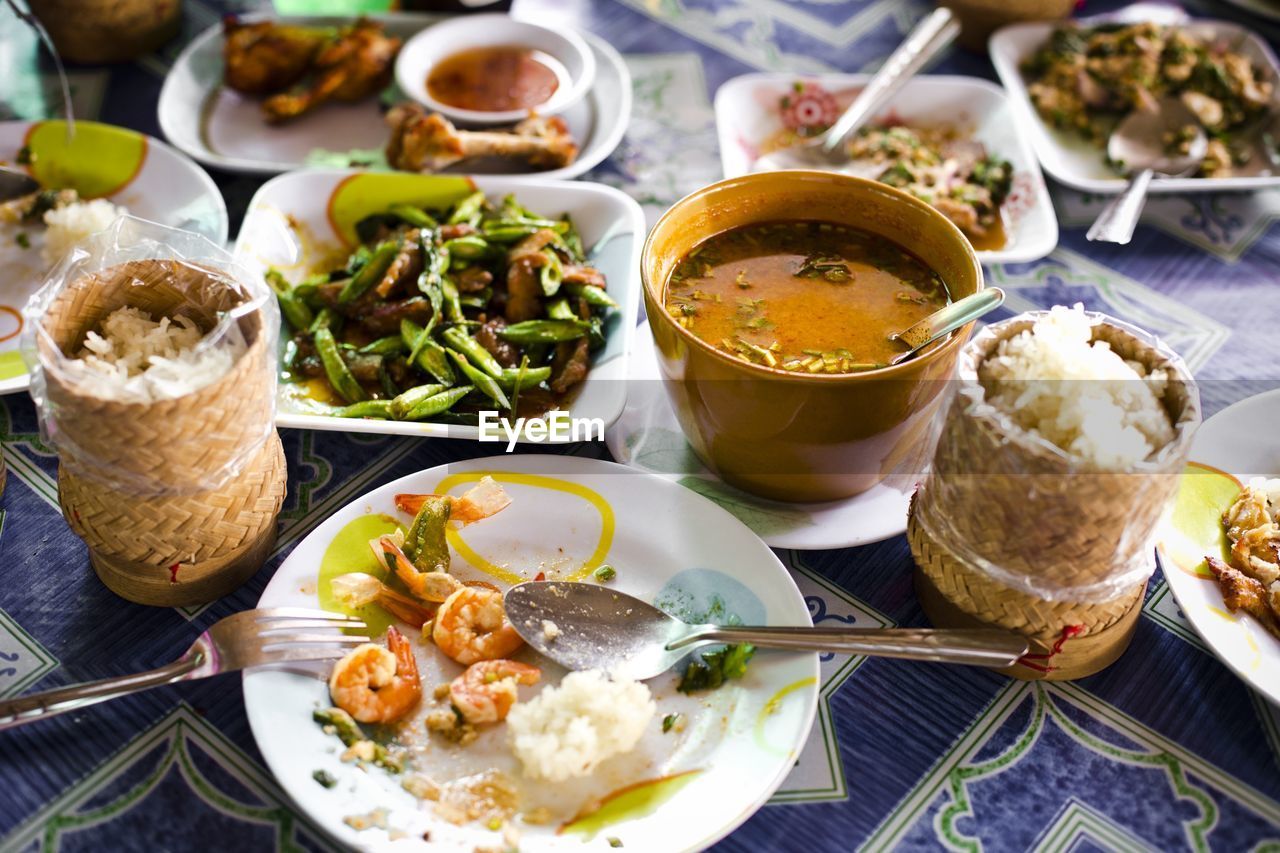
top-left (887, 287), bottom-right (1004, 365)
top-left (753, 7), bottom-right (960, 173)
top-left (0, 167), bottom-right (39, 202)
top-left (504, 582), bottom-right (1028, 681)
top-left (1087, 97), bottom-right (1207, 245)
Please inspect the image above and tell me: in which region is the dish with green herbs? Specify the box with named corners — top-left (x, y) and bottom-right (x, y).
top-left (268, 191), bottom-right (614, 423)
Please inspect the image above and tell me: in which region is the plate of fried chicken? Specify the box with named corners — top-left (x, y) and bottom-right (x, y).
top-left (1158, 389), bottom-right (1280, 707)
top-left (158, 13), bottom-right (630, 178)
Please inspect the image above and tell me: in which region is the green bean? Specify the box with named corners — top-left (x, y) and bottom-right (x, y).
top-left (448, 191), bottom-right (485, 226)
top-left (417, 233), bottom-right (448, 295)
top-left (406, 314), bottom-right (438, 366)
top-left (336, 399), bottom-right (395, 419)
top-left (447, 350), bottom-right (510, 410)
top-left (443, 235), bottom-right (488, 260)
top-left (539, 248), bottom-right (563, 297)
top-left (358, 336), bottom-right (406, 356)
top-left (314, 327), bottom-right (367, 404)
top-left (265, 269), bottom-right (314, 331)
top-left (388, 203), bottom-right (437, 228)
top-left (546, 298), bottom-right (575, 321)
top-left (497, 365), bottom-right (551, 391)
top-left (565, 281), bottom-right (617, 308)
top-left (458, 288), bottom-right (492, 309)
top-left (339, 241), bottom-right (398, 304)
top-left (587, 316), bottom-right (606, 351)
top-left (309, 307), bottom-right (340, 334)
top-left (282, 338), bottom-right (300, 372)
top-left (480, 223), bottom-right (541, 243)
top-left (498, 319), bottom-right (591, 345)
top-left (441, 326), bottom-right (503, 378)
top-left (390, 382), bottom-right (445, 419)
top-left (377, 360), bottom-right (399, 398)
top-left (400, 319), bottom-right (455, 386)
top-left (404, 385), bottom-right (474, 421)
top-left (441, 276), bottom-right (465, 323)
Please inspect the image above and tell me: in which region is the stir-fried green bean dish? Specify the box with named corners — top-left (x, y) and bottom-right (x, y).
top-left (269, 191), bottom-right (615, 422)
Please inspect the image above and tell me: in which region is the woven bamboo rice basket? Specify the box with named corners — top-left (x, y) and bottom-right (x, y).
top-left (909, 314), bottom-right (1200, 680)
top-left (39, 259), bottom-right (285, 607)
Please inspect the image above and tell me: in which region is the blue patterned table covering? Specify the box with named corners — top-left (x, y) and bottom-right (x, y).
top-left (1, 1), bottom-right (1278, 850)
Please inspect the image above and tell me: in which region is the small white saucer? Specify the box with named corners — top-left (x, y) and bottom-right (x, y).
top-left (604, 321), bottom-right (917, 550)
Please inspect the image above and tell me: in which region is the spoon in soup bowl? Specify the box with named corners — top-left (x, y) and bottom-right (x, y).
top-left (886, 287), bottom-right (1004, 365)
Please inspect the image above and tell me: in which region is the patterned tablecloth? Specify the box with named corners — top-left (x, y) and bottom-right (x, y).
top-left (2, 0), bottom-right (1279, 850)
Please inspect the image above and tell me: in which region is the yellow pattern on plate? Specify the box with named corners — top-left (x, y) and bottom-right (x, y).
top-left (23, 120), bottom-right (147, 199)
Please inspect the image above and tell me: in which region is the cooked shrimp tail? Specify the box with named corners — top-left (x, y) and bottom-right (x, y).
top-left (329, 626), bottom-right (422, 724)
top-left (370, 535), bottom-right (463, 603)
top-left (450, 659), bottom-right (541, 724)
top-left (330, 571), bottom-right (435, 628)
top-left (395, 475), bottom-right (512, 525)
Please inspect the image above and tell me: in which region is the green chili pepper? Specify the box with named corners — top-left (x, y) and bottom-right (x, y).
top-left (388, 203), bottom-right (437, 228)
top-left (336, 399), bottom-right (395, 419)
top-left (358, 336), bottom-right (406, 356)
top-left (404, 385), bottom-right (474, 421)
top-left (338, 241), bottom-right (398, 304)
top-left (442, 235), bottom-right (488, 260)
top-left (265, 269), bottom-right (315, 331)
top-left (539, 248), bottom-right (563, 297)
top-left (405, 495), bottom-right (452, 571)
top-left (565, 282), bottom-right (617, 308)
top-left (498, 319), bottom-right (591, 345)
top-left (314, 327), bottom-right (367, 404)
top-left (441, 326), bottom-right (503, 378)
top-left (447, 350), bottom-right (510, 410)
top-left (496, 365), bottom-right (551, 391)
top-left (400, 319), bottom-right (455, 386)
top-left (390, 382), bottom-right (445, 419)
top-left (448, 191), bottom-right (485, 226)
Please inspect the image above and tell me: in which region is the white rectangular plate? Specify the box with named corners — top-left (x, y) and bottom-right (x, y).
top-left (991, 17), bottom-right (1280, 194)
top-left (714, 73), bottom-right (1058, 265)
top-left (234, 169), bottom-right (644, 442)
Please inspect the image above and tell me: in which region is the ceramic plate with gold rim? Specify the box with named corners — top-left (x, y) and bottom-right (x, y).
top-left (0, 120), bottom-right (228, 395)
top-left (1158, 389), bottom-right (1280, 707)
top-left (244, 454), bottom-right (818, 851)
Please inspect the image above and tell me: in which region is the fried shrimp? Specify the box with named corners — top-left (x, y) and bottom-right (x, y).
top-left (395, 475), bottom-right (512, 524)
top-left (433, 586), bottom-right (524, 665)
top-left (450, 660), bottom-right (542, 724)
top-left (329, 626), bottom-right (422, 724)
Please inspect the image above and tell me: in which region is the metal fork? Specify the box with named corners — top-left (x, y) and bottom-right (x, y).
top-left (0, 608), bottom-right (368, 731)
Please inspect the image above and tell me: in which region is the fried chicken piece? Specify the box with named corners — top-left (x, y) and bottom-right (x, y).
top-left (1206, 556), bottom-right (1280, 640)
top-left (222, 16), bottom-right (328, 96)
top-left (262, 19), bottom-right (401, 124)
top-left (385, 103), bottom-right (578, 173)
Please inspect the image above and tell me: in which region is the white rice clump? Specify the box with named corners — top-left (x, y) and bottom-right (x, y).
top-left (979, 304), bottom-right (1175, 469)
top-left (67, 306), bottom-right (238, 403)
top-left (506, 670), bottom-right (655, 782)
top-left (42, 199), bottom-right (124, 267)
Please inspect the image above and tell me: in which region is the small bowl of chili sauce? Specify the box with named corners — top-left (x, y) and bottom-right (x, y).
top-left (395, 14), bottom-right (596, 125)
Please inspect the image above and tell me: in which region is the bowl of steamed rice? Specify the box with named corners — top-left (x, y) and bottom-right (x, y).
top-left (908, 306), bottom-right (1199, 674)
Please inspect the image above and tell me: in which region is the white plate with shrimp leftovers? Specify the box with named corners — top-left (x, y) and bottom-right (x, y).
top-left (991, 15), bottom-right (1280, 193)
top-left (714, 73), bottom-right (1058, 265)
top-left (158, 13), bottom-right (630, 178)
top-left (0, 120), bottom-right (227, 395)
top-left (244, 454), bottom-right (819, 851)
top-left (1157, 389), bottom-right (1280, 707)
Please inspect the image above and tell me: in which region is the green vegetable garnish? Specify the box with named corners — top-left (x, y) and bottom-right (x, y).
top-left (15, 232), bottom-right (29, 249)
top-left (608, 839), bottom-right (623, 848)
top-left (661, 713), bottom-right (681, 733)
top-left (313, 769), bottom-right (337, 788)
top-left (312, 708), bottom-right (402, 772)
top-left (676, 643), bottom-right (756, 694)
top-left (593, 564), bottom-right (616, 582)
